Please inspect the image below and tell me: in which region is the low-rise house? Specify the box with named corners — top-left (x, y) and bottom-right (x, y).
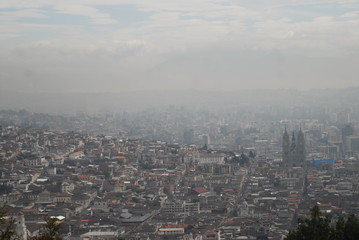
top-left (72, 193), bottom-right (92, 207)
top-left (92, 197), bottom-right (109, 212)
top-left (61, 181), bottom-right (75, 193)
top-left (54, 192), bottom-right (72, 203)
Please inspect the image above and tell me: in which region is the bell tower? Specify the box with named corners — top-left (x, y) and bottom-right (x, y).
top-left (282, 128), bottom-right (306, 167)
top-left (282, 127), bottom-right (290, 162)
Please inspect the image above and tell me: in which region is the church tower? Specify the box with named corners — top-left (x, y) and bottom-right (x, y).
top-left (282, 127), bottom-right (290, 162)
top-left (290, 132), bottom-right (296, 153)
top-left (282, 128), bottom-right (306, 167)
top-left (296, 128), bottom-right (305, 162)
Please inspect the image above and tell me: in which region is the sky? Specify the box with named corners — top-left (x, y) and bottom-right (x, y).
top-left (0, 0), bottom-right (359, 93)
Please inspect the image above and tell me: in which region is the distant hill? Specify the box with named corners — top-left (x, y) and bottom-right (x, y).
top-left (1, 88), bottom-right (359, 114)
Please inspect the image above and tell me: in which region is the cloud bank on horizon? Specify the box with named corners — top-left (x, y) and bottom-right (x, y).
top-left (0, 0), bottom-right (358, 93)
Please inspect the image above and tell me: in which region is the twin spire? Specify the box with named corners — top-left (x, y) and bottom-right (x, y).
top-left (282, 127), bottom-right (305, 166)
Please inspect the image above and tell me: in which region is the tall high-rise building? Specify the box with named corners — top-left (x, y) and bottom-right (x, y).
top-left (342, 124), bottom-right (354, 138)
top-left (183, 129), bottom-right (195, 145)
top-left (202, 135), bottom-right (210, 146)
top-left (282, 128), bottom-right (305, 167)
top-left (344, 136), bottom-right (359, 156)
top-left (342, 125), bottom-right (354, 154)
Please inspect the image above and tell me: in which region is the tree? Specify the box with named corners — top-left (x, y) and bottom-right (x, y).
top-left (31, 217), bottom-right (63, 240)
top-left (0, 208), bottom-right (17, 240)
top-left (229, 156), bottom-right (240, 164)
top-left (343, 214), bottom-right (359, 240)
top-left (333, 217), bottom-right (346, 240)
top-left (249, 150), bottom-right (256, 158)
top-left (285, 205), bottom-right (359, 240)
top-left (239, 153), bottom-right (249, 166)
top-left (285, 205), bottom-right (333, 240)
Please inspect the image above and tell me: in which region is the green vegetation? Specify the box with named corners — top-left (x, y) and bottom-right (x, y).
top-left (1, 208), bottom-right (62, 240)
top-left (0, 208), bottom-right (17, 240)
top-left (33, 217), bottom-right (63, 240)
top-left (285, 205), bottom-right (359, 240)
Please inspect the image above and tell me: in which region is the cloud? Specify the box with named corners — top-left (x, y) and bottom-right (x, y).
top-left (53, 4), bottom-right (117, 25)
top-left (1, 0), bottom-right (358, 55)
top-left (0, 8), bottom-right (47, 21)
top-left (0, 0), bottom-right (359, 92)
top-left (341, 11), bottom-right (359, 18)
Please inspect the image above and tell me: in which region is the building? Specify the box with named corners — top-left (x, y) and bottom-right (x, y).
top-left (282, 128), bottom-right (305, 167)
top-left (183, 129), bottom-right (195, 145)
top-left (158, 227), bottom-right (185, 236)
top-left (344, 135), bottom-right (359, 155)
top-left (69, 151), bottom-right (85, 160)
top-left (342, 124), bottom-right (354, 138)
top-left (196, 153), bottom-right (225, 165)
top-left (162, 200), bottom-right (184, 214)
top-left (161, 200), bottom-right (200, 215)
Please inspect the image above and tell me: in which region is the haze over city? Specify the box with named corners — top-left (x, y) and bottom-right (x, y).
top-left (2, 2), bottom-right (359, 240)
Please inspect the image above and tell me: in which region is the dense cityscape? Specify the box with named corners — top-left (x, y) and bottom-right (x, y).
top-left (1, 0), bottom-right (359, 239)
top-left (1, 100), bottom-right (359, 240)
